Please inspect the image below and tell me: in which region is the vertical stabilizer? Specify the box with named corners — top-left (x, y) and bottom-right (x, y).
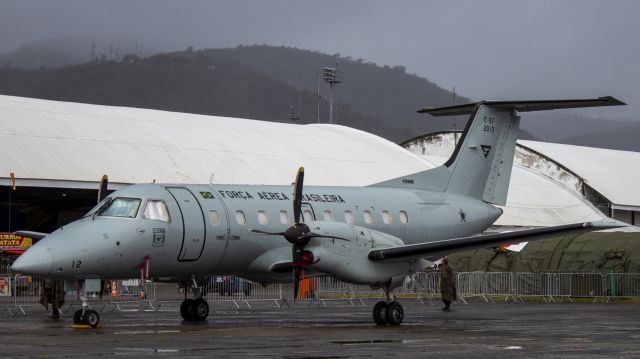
top-left (371, 97), bottom-right (625, 206)
top-left (444, 105), bottom-right (519, 205)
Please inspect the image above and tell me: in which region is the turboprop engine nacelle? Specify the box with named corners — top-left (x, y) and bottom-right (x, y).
top-left (303, 221), bottom-right (410, 287)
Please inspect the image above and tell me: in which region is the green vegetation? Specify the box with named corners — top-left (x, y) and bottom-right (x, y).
top-left (0, 45), bottom-right (467, 143)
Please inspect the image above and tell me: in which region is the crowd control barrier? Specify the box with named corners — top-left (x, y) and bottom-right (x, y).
top-left (3, 272), bottom-right (640, 316)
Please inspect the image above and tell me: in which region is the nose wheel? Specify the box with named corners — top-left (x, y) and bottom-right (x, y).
top-left (73, 309), bottom-right (100, 328)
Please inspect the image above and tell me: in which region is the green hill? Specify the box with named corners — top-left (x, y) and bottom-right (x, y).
top-left (0, 45), bottom-right (473, 143)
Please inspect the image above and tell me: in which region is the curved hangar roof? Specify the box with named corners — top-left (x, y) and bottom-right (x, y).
top-left (0, 95), bottom-right (430, 189)
top-left (518, 140), bottom-right (640, 211)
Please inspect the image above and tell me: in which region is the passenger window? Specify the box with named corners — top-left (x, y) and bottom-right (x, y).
top-left (303, 209), bottom-right (315, 221)
top-left (99, 197), bottom-right (141, 218)
top-left (257, 210), bottom-right (269, 225)
top-left (382, 210), bottom-right (392, 224)
top-left (143, 200), bottom-right (170, 222)
top-left (323, 210), bottom-right (334, 221)
top-left (399, 210), bottom-right (409, 224)
top-left (344, 210), bottom-right (355, 224)
top-left (235, 210), bottom-right (246, 225)
top-left (208, 210), bottom-right (220, 225)
top-left (279, 210), bottom-right (289, 224)
top-left (363, 210), bottom-right (373, 225)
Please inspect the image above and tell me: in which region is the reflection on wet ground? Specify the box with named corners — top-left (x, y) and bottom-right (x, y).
top-left (1, 300), bottom-right (639, 358)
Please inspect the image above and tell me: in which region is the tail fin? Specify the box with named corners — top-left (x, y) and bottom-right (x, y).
top-left (371, 96), bottom-right (625, 205)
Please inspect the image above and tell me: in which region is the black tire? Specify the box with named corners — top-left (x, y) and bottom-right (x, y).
top-left (180, 299), bottom-right (195, 321)
top-left (73, 309), bottom-right (83, 325)
top-left (385, 302), bottom-right (404, 326)
top-left (84, 310), bottom-right (100, 328)
top-left (373, 301), bottom-right (388, 326)
top-left (189, 298), bottom-right (209, 321)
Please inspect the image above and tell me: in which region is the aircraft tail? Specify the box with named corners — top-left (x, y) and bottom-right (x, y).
top-left (371, 96), bottom-right (625, 205)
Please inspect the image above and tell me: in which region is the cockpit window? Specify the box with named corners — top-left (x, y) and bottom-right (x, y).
top-left (98, 197), bottom-right (141, 218)
top-left (83, 197), bottom-right (112, 218)
top-left (143, 200), bottom-right (170, 222)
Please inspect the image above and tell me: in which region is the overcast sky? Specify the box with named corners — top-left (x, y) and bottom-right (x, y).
top-left (1, 0), bottom-right (638, 118)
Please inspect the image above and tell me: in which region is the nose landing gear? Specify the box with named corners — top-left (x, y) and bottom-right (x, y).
top-left (72, 295), bottom-right (101, 328)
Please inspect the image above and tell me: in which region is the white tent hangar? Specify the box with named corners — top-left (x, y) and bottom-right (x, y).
top-left (0, 95), bottom-right (428, 189)
top-left (0, 95), bottom-right (630, 231)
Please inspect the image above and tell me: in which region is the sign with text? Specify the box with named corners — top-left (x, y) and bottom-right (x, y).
top-left (0, 233), bottom-right (33, 252)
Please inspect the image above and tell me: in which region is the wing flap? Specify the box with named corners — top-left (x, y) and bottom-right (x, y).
top-left (368, 220), bottom-right (626, 262)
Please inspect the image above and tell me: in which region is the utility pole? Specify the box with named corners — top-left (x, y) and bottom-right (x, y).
top-left (316, 71), bottom-right (320, 123)
top-left (91, 40), bottom-right (95, 61)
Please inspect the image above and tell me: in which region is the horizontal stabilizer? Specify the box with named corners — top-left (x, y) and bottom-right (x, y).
top-left (418, 96), bottom-right (625, 116)
top-left (368, 220), bottom-right (627, 262)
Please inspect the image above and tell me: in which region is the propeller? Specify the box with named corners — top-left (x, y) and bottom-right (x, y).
top-left (97, 174), bottom-right (109, 204)
top-left (248, 167), bottom-right (350, 300)
top-left (290, 167), bottom-right (308, 299)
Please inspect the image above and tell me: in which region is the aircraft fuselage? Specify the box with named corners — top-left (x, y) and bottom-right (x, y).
top-left (22, 183), bottom-right (500, 282)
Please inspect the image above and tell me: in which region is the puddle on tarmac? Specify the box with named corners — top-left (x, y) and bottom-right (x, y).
top-left (115, 347), bottom-right (179, 353)
top-left (332, 340), bottom-right (398, 345)
top-left (113, 330), bottom-right (181, 335)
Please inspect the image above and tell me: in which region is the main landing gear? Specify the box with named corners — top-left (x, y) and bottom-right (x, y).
top-left (179, 277), bottom-right (209, 322)
top-left (372, 286), bottom-right (404, 326)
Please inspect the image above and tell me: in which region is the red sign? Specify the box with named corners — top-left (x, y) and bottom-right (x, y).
top-left (0, 233), bottom-right (32, 252)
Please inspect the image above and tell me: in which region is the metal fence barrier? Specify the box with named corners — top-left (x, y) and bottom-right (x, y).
top-left (3, 272), bottom-right (640, 316)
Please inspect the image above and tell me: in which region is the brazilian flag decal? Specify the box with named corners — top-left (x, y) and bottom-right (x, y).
top-left (200, 191), bottom-right (214, 199)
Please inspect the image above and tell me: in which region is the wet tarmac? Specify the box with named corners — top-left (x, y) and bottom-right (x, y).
top-left (1, 300), bottom-right (639, 358)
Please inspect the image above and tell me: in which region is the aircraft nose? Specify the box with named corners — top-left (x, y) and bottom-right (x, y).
top-left (11, 246), bottom-right (53, 276)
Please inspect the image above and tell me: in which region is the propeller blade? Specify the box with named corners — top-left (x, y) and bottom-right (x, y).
top-left (97, 174), bottom-right (109, 204)
top-left (248, 228), bottom-right (285, 235)
top-left (292, 246), bottom-right (303, 301)
top-left (303, 232), bottom-right (351, 242)
top-left (293, 167), bottom-right (304, 224)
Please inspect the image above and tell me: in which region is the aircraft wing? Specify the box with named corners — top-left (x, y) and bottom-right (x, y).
top-left (368, 220), bottom-right (626, 263)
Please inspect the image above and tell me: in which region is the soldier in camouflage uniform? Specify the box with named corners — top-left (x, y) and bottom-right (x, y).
top-left (439, 257), bottom-right (456, 312)
top-left (39, 279), bottom-right (65, 319)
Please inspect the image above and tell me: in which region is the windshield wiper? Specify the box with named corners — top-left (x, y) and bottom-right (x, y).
top-left (90, 198), bottom-right (113, 220)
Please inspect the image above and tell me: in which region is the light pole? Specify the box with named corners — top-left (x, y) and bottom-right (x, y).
top-left (322, 65), bottom-right (343, 124)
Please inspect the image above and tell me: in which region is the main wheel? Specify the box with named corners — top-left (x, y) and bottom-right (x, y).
top-left (180, 299), bottom-right (195, 321)
top-left (83, 309), bottom-right (100, 328)
top-left (385, 302), bottom-right (404, 326)
top-left (373, 301), bottom-right (388, 326)
top-left (189, 298), bottom-right (209, 321)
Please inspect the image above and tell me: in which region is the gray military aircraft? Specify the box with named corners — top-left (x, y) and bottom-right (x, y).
top-left (12, 96), bottom-right (626, 327)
